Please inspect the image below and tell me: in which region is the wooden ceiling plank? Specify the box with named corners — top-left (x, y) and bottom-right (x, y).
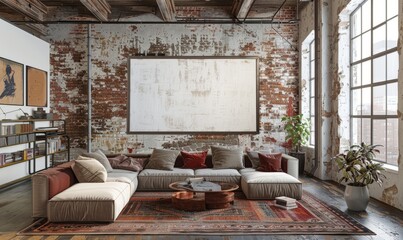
top-left (232, 0), bottom-right (255, 20)
top-left (156, 0), bottom-right (176, 22)
top-left (0, 0), bottom-right (47, 22)
top-left (80, 0), bottom-right (111, 21)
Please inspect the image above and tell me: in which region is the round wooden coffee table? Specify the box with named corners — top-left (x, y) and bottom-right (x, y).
top-left (169, 181), bottom-right (239, 210)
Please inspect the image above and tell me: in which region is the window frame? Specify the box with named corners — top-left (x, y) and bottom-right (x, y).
top-left (349, 0), bottom-right (399, 166)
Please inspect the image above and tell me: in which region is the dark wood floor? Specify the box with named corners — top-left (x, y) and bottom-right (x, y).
top-left (0, 176), bottom-right (402, 240)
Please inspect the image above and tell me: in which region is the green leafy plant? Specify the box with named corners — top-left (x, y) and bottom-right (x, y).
top-left (281, 114), bottom-right (310, 152)
top-left (333, 142), bottom-right (386, 187)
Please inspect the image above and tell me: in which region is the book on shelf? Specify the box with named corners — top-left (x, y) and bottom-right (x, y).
top-left (274, 203), bottom-right (298, 210)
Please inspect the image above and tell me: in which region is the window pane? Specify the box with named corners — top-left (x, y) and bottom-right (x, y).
top-left (386, 118), bottom-right (398, 165)
top-left (352, 36), bottom-right (361, 62)
top-left (310, 60), bottom-right (315, 77)
top-left (373, 24), bottom-right (386, 54)
top-left (310, 42), bottom-right (315, 60)
top-left (373, 85), bottom-right (386, 115)
top-left (310, 132), bottom-right (315, 146)
top-left (351, 9), bottom-right (361, 37)
top-left (362, 60), bottom-right (371, 85)
top-left (310, 117), bottom-right (315, 131)
top-left (352, 118), bottom-right (361, 144)
top-left (373, 119), bottom-right (386, 161)
top-left (310, 97), bottom-right (315, 115)
top-left (352, 89), bottom-right (362, 115)
top-left (362, 0), bottom-right (371, 32)
top-left (362, 87), bottom-right (371, 115)
top-left (387, 17), bottom-right (398, 49)
top-left (362, 118), bottom-right (371, 143)
top-left (362, 31), bottom-right (371, 59)
top-left (373, 56), bottom-right (386, 83)
top-left (310, 80), bottom-right (315, 96)
top-left (387, 51), bottom-right (398, 80)
top-left (387, 83), bottom-right (397, 115)
top-left (373, 0), bottom-right (386, 27)
top-left (387, 0), bottom-right (398, 19)
top-left (352, 63), bottom-right (361, 87)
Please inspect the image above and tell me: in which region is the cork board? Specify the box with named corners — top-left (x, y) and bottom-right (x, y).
top-left (128, 56), bottom-right (259, 134)
top-left (0, 57), bottom-right (23, 105)
top-left (26, 66), bottom-right (47, 107)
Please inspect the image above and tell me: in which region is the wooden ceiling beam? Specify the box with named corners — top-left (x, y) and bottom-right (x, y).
top-left (156, 0), bottom-right (176, 22)
top-left (231, 0), bottom-right (255, 21)
top-left (80, 0), bottom-right (111, 22)
top-left (0, 0), bottom-right (47, 22)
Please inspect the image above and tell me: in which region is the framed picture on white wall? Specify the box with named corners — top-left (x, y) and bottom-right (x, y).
top-left (26, 66), bottom-right (47, 107)
top-left (0, 57), bottom-right (24, 106)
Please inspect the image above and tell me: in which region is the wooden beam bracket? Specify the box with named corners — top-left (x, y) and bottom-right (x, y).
top-left (0, 0), bottom-right (47, 22)
top-left (80, 0), bottom-right (111, 22)
top-left (156, 0), bottom-right (176, 22)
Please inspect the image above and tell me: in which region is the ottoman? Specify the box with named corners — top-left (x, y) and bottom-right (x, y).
top-left (241, 171), bottom-right (302, 199)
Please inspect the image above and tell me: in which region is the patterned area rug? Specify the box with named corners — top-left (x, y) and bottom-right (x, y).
top-left (20, 191), bottom-right (374, 235)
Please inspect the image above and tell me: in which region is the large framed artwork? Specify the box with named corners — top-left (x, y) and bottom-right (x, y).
top-left (26, 66), bottom-right (47, 107)
top-left (0, 57), bottom-right (24, 105)
top-left (128, 56), bottom-right (259, 134)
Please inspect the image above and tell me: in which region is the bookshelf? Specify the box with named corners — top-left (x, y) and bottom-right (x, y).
top-left (0, 119), bottom-right (70, 174)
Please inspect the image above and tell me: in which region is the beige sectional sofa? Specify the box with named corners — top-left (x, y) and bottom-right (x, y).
top-left (32, 153), bottom-right (302, 222)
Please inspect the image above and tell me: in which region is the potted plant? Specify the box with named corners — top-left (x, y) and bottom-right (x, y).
top-left (333, 142), bottom-right (386, 211)
top-left (281, 114), bottom-right (310, 174)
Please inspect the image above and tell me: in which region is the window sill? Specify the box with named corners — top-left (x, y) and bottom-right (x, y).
top-left (379, 163), bottom-right (398, 174)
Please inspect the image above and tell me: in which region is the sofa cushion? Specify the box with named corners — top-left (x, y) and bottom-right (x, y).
top-left (137, 168), bottom-right (194, 190)
top-left (257, 153), bottom-right (283, 172)
top-left (181, 151), bottom-right (208, 169)
top-left (107, 169), bottom-right (139, 195)
top-left (71, 159), bottom-right (107, 183)
top-left (48, 182), bottom-right (131, 222)
top-left (108, 155), bottom-right (147, 172)
top-left (194, 168), bottom-right (241, 185)
top-left (211, 146), bottom-right (244, 169)
top-left (82, 150), bottom-right (113, 172)
top-left (145, 149), bottom-right (180, 170)
top-left (246, 150), bottom-right (273, 168)
top-left (241, 172), bottom-right (302, 200)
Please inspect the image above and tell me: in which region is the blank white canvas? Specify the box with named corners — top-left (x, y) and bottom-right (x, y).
top-left (128, 57), bottom-right (258, 133)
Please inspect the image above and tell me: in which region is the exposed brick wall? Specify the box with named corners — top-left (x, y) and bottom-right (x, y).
top-left (46, 7), bottom-right (299, 154)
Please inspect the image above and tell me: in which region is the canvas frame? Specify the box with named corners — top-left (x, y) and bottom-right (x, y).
top-left (127, 56), bottom-right (259, 134)
top-left (0, 57), bottom-right (24, 106)
top-left (26, 66), bottom-right (48, 107)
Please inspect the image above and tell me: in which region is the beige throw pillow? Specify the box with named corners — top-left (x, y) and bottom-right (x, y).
top-left (145, 149), bottom-right (179, 171)
top-left (211, 146), bottom-right (244, 169)
top-left (82, 149), bottom-right (113, 172)
top-left (71, 159), bottom-right (107, 183)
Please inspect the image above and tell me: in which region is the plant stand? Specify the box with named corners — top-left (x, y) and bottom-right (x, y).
top-left (289, 152), bottom-right (305, 175)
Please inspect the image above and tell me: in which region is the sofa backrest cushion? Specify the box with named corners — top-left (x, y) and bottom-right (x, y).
top-left (144, 149), bottom-right (180, 170)
top-left (211, 146), bottom-right (245, 169)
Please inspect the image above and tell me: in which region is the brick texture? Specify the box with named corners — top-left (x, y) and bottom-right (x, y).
top-left (46, 7), bottom-right (299, 153)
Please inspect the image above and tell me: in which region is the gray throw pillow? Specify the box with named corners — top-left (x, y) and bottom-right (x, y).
top-left (82, 150), bottom-right (113, 172)
top-left (71, 159), bottom-right (107, 183)
top-left (145, 149), bottom-right (179, 171)
top-left (211, 146), bottom-right (244, 169)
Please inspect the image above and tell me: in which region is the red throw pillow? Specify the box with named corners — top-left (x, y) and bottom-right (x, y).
top-left (181, 151), bottom-right (208, 169)
top-left (256, 153), bottom-right (283, 172)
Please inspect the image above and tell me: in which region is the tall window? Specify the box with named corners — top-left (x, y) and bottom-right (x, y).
top-left (309, 40), bottom-right (315, 146)
top-left (350, 0), bottom-right (399, 165)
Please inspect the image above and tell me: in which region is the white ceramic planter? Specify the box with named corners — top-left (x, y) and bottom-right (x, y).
top-left (344, 185), bottom-right (370, 211)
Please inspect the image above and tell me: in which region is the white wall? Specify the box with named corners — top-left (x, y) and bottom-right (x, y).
top-left (0, 19), bottom-right (50, 186)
